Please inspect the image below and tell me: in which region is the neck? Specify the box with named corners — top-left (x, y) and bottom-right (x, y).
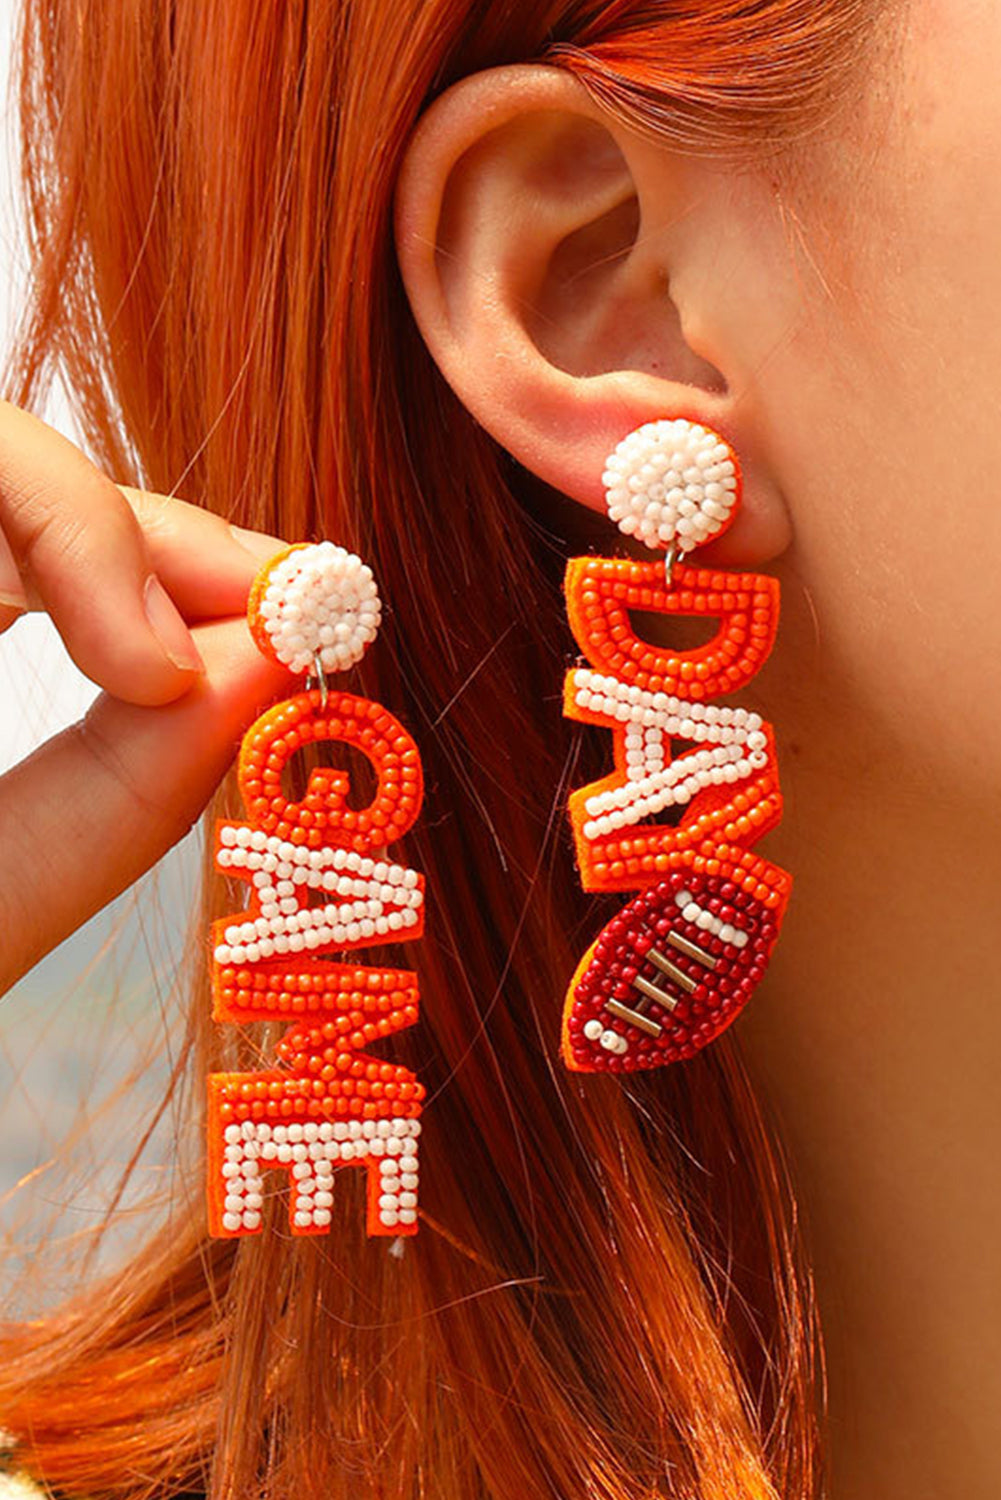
top-left (738, 584), bottom-right (1001, 1500)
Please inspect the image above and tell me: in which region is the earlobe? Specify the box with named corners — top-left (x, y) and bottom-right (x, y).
top-left (393, 64), bottom-right (793, 566)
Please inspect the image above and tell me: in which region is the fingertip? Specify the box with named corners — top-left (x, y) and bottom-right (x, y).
top-left (85, 576), bottom-right (206, 707)
top-left (229, 523), bottom-right (288, 566)
top-left (105, 662), bottom-right (205, 709)
top-left (143, 575), bottom-right (205, 673)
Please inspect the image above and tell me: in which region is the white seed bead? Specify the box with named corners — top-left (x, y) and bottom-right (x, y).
top-left (255, 541), bottom-right (381, 675)
top-left (603, 419), bottom-right (738, 554)
top-left (675, 890), bottom-right (751, 948)
top-left (571, 668), bottom-right (769, 840)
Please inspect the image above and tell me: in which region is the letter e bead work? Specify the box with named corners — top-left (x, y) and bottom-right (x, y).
top-left (206, 543), bottom-right (425, 1239)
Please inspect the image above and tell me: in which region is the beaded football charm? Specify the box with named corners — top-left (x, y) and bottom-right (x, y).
top-left (207, 542), bottom-right (424, 1237)
top-left (561, 419), bottom-right (792, 1073)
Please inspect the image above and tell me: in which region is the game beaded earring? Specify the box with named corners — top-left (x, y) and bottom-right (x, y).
top-left (206, 543), bottom-right (425, 1238)
top-left (560, 419), bottom-right (792, 1072)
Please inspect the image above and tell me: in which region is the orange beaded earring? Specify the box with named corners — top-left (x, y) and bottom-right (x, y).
top-left (560, 419), bottom-right (792, 1073)
top-left (207, 543), bottom-right (425, 1238)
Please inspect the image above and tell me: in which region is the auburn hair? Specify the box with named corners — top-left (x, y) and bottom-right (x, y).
top-left (2, 2), bottom-right (887, 1497)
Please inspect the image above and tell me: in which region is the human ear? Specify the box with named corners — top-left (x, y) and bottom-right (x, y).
top-left (393, 63), bottom-right (793, 565)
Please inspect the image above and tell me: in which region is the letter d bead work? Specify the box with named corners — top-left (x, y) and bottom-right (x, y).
top-left (207, 543), bottom-right (425, 1238)
top-left (561, 420), bottom-right (793, 1073)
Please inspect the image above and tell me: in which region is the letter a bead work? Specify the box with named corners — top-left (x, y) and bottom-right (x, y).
top-left (207, 542), bottom-right (425, 1238)
top-left (561, 419), bottom-right (793, 1073)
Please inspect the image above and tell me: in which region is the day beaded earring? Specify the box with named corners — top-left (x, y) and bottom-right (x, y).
top-left (206, 542), bottom-right (425, 1238)
top-left (560, 419), bottom-right (792, 1073)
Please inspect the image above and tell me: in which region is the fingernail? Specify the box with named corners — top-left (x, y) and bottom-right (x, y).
top-left (143, 575), bottom-right (204, 673)
top-left (229, 524), bottom-right (287, 563)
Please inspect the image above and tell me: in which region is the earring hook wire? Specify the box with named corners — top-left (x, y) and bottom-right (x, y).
top-left (307, 651), bottom-right (330, 710)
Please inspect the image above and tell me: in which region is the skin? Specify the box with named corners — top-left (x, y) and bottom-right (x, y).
top-left (392, 6), bottom-right (1001, 1498)
top-left (0, 401), bottom-right (290, 990)
top-left (2, 1), bottom-right (995, 1494)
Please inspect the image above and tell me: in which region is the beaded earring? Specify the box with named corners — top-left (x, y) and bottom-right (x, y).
top-left (207, 542), bottom-right (425, 1238)
top-left (560, 419), bottom-right (792, 1073)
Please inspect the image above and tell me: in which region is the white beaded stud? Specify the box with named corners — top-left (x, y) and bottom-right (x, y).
top-left (602, 418), bottom-right (739, 554)
top-left (251, 541), bottom-right (381, 675)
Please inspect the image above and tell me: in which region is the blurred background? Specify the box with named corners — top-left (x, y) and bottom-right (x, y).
top-left (0, 0), bottom-right (198, 1297)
